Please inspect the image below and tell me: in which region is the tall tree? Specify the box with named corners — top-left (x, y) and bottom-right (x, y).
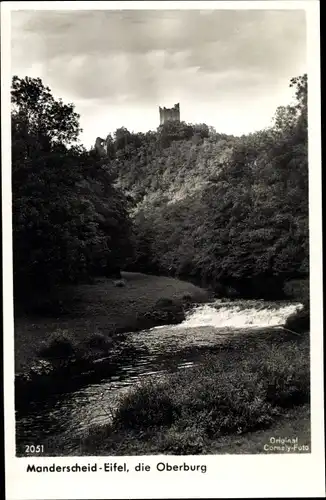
top-left (12, 76), bottom-right (132, 298)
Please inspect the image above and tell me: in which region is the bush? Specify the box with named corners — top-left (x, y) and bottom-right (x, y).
top-left (181, 293), bottom-right (193, 306)
top-left (171, 367), bottom-right (277, 437)
top-left (154, 297), bottom-right (184, 317)
top-left (261, 343), bottom-right (309, 407)
top-left (38, 330), bottom-right (77, 361)
top-left (113, 279), bottom-right (126, 288)
top-left (110, 340), bottom-right (309, 440)
top-left (86, 332), bottom-right (112, 349)
top-left (135, 297), bottom-right (185, 329)
top-left (113, 381), bottom-right (177, 429)
top-left (284, 304), bottom-right (310, 333)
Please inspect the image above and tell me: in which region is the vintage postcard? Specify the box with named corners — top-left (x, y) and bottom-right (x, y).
top-left (2, 0), bottom-right (324, 498)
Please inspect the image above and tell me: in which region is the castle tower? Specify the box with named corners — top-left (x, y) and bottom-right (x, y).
top-left (94, 137), bottom-right (107, 156)
top-left (159, 103), bottom-right (180, 125)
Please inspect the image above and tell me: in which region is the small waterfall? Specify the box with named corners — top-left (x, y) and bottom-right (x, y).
top-left (176, 300), bottom-right (303, 329)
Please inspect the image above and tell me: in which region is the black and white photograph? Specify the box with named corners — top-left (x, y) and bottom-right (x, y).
top-left (2, 1), bottom-right (324, 498)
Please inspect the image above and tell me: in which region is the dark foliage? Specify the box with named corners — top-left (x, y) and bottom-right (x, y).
top-left (284, 304), bottom-right (310, 333)
top-left (12, 76), bottom-right (133, 302)
top-left (112, 75), bottom-right (308, 298)
top-left (105, 339), bottom-right (309, 453)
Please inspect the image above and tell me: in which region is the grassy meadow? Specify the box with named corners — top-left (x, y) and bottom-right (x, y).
top-left (14, 272), bottom-right (209, 374)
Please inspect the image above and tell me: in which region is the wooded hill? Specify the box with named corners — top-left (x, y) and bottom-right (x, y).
top-left (108, 75), bottom-right (309, 298)
top-left (12, 74), bottom-right (308, 302)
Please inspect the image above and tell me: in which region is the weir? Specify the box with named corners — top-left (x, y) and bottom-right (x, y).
top-left (177, 300), bottom-right (303, 329)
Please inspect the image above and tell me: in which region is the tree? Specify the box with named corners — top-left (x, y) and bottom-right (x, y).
top-left (12, 76), bottom-right (81, 145)
top-left (12, 76), bottom-right (133, 298)
top-left (158, 121), bottom-right (194, 147)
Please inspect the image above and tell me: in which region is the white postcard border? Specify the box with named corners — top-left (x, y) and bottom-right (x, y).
top-left (2, 1), bottom-right (324, 499)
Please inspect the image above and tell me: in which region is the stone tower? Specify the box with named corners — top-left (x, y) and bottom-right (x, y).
top-left (159, 103), bottom-right (180, 125)
top-left (94, 137), bottom-right (107, 156)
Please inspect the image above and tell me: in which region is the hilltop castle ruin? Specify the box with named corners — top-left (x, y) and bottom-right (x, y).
top-left (94, 103), bottom-right (182, 155)
top-left (159, 103), bottom-right (180, 125)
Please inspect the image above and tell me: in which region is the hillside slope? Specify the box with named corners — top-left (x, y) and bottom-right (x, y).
top-left (99, 75), bottom-right (308, 299)
top-left (115, 127), bottom-right (239, 211)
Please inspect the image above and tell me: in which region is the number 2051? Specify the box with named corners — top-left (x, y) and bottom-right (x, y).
top-left (25, 445), bottom-right (44, 453)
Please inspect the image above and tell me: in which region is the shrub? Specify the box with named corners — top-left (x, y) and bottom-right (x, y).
top-left (113, 279), bottom-right (126, 288)
top-left (254, 342), bottom-right (310, 407)
top-left (181, 293), bottom-right (193, 310)
top-left (86, 332), bottom-right (112, 349)
top-left (154, 297), bottom-right (184, 318)
top-left (37, 330), bottom-right (77, 361)
top-left (110, 339), bottom-right (309, 441)
top-left (113, 381), bottom-right (177, 429)
top-left (284, 304), bottom-right (310, 333)
top-left (135, 297), bottom-right (185, 328)
top-left (169, 368), bottom-right (277, 437)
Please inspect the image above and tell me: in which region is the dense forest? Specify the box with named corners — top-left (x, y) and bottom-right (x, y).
top-left (12, 74), bottom-right (308, 303)
top-left (12, 76), bottom-right (133, 299)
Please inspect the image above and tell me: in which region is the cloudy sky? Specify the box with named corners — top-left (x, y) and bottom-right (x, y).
top-left (11, 8), bottom-right (306, 147)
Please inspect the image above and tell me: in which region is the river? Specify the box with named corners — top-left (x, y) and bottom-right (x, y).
top-left (16, 299), bottom-right (302, 456)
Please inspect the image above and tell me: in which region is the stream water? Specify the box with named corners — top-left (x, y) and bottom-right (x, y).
top-left (16, 299), bottom-right (302, 455)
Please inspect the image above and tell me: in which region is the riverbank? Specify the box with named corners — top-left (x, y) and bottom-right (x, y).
top-left (77, 405), bottom-right (310, 456)
top-left (77, 334), bottom-right (310, 456)
top-left (15, 272), bottom-right (210, 375)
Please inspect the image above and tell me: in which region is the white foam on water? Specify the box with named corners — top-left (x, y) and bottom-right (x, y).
top-left (175, 300), bottom-right (303, 329)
